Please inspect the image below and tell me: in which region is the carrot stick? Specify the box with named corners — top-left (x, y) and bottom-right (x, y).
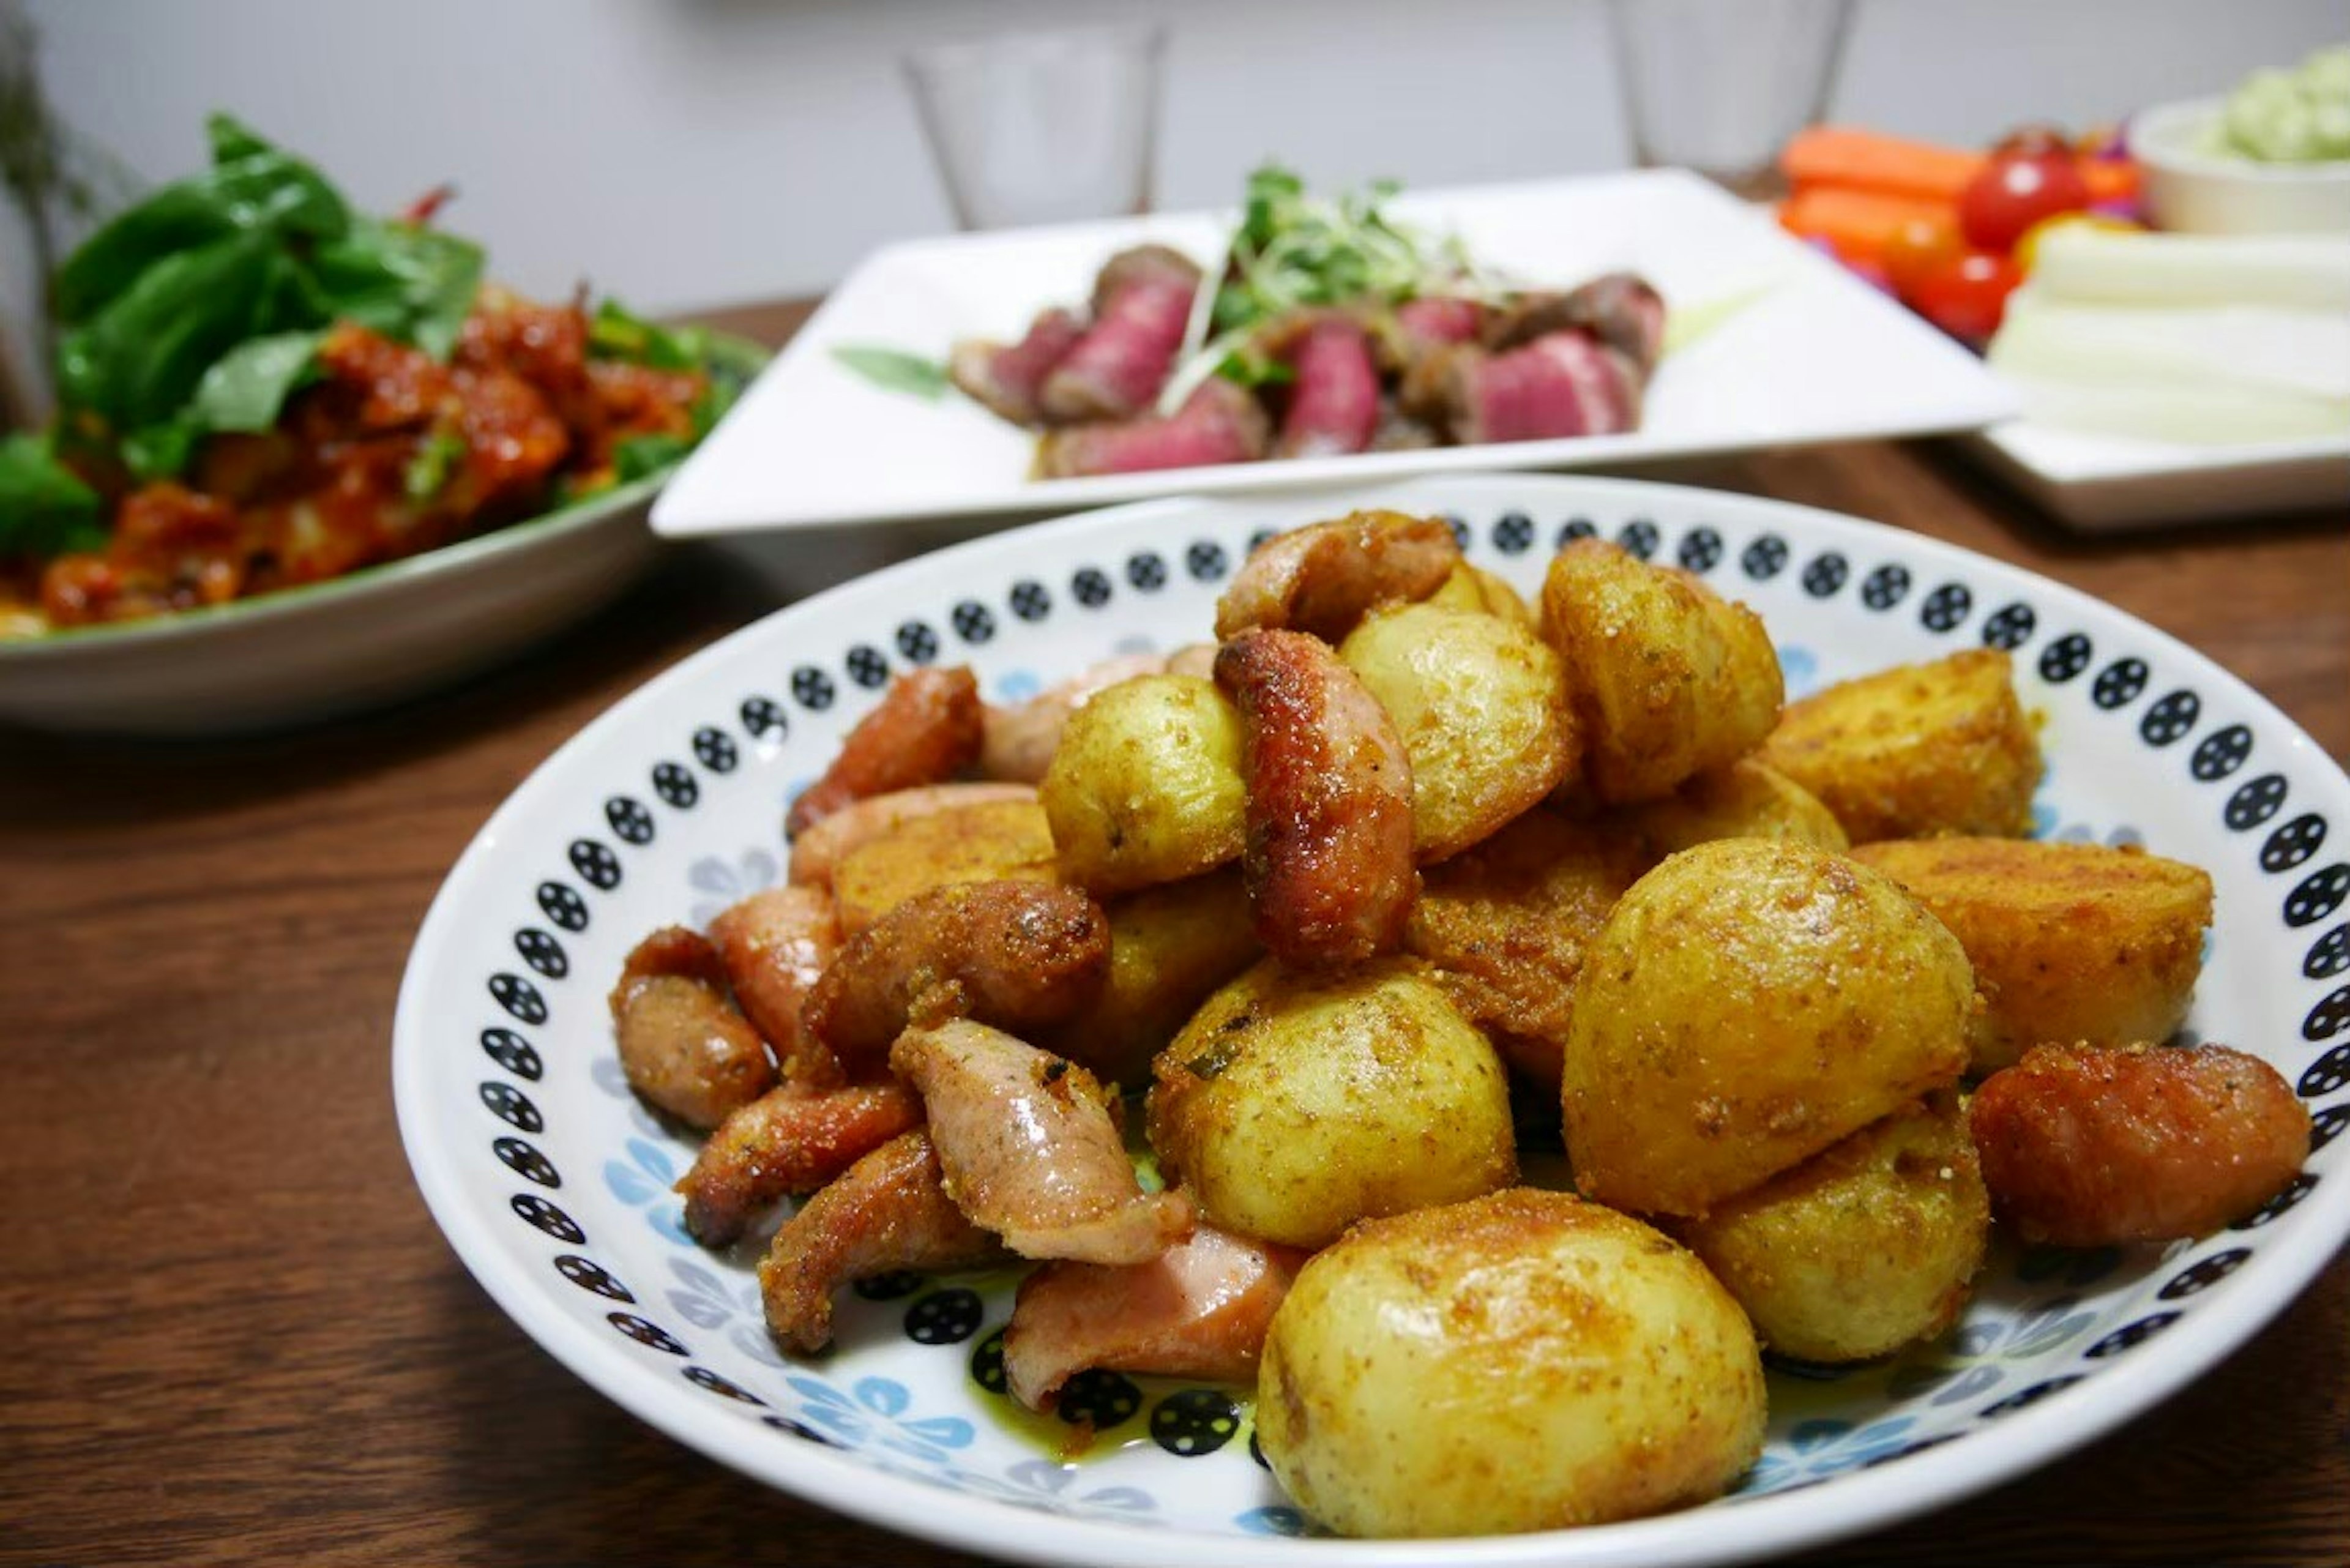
top-left (1781, 125), bottom-right (1986, 203)
top-left (1778, 185), bottom-right (1952, 265)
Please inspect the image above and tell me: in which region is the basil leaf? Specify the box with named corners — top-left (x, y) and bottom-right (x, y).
top-left (589, 299), bottom-right (707, 370)
top-left (187, 329), bottom-right (324, 432)
top-left (831, 344), bottom-right (950, 401)
top-left (57, 228), bottom-right (299, 431)
top-left (613, 432), bottom-right (693, 482)
top-left (310, 218), bottom-right (484, 360)
top-left (0, 435), bottom-right (106, 559)
top-left (121, 419), bottom-right (200, 482)
top-left (403, 429), bottom-right (467, 502)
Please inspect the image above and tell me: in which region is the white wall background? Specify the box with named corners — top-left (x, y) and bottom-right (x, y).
top-left (4, 0), bottom-right (2343, 409)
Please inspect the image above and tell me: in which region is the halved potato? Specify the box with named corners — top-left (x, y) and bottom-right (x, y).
top-left (1561, 838), bottom-right (1975, 1217)
top-left (829, 797), bottom-right (1058, 935)
top-left (1039, 673), bottom-right (1248, 895)
top-left (1617, 756), bottom-right (1849, 857)
top-left (1425, 561), bottom-right (1537, 627)
top-left (1851, 837), bottom-right (2212, 1073)
top-left (1338, 602), bottom-right (1578, 861)
top-left (1539, 538), bottom-right (1783, 804)
top-left (1040, 868), bottom-right (1260, 1089)
top-left (1256, 1188), bottom-right (1766, 1537)
top-left (1759, 648), bottom-right (2042, 843)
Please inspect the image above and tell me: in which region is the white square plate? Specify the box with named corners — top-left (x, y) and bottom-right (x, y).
top-left (1964, 420), bottom-right (2350, 532)
top-left (652, 170), bottom-right (2018, 537)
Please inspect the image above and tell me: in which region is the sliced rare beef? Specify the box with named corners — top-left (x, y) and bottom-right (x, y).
top-left (1439, 329), bottom-right (1644, 445)
top-left (948, 307), bottom-right (1087, 427)
top-left (1039, 245), bottom-right (1204, 423)
top-left (1275, 315), bottom-right (1382, 458)
top-left (1483, 271), bottom-right (1668, 371)
top-left (1036, 377), bottom-right (1272, 478)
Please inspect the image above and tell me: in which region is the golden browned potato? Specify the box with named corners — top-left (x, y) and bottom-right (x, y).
top-left (1561, 839), bottom-right (1974, 1217)
top-left (1404, 807), bottom-right (1654, 1089)
top-left (1147, 957), bottom-right (1516, 1249)
top-left (829, 797), bottom-right (1059, 935)
top-left (1619, 756), bottom-right (1850, 857)
top-left (1674, 1093), bottom-right (1989, 1363)
top-left (1039, 673), bottom-right (1248, 895)
top-left (1425, 560), bottom-right (1537, 627)
top-left (1759, 648), bottom-right (2042, 843)
top-left (1337, 602), bottom-right (1579, 861)
top-left (1539, 538), bottom-right (1783, 804)
top-left (1851, 837), bottom-right (2212, 1074)
top-left (1256, 1189), bottom-right (1766, 1537)
top-left (1038, 868), bottom-right (1261, 1089)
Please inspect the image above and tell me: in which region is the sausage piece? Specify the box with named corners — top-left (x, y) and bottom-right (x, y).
top-left (1212, 510), bottom-right (1461, 644)
top-left (609, 927), bottom-right (775, 1130)
top-left (1969, 1042), bottom-right (2309, 1247)
top-left (677, 1079), bottom-right (924, 1247)
top-left (785, 666), bottom-right (985, 837)
top-left (706, 886), bottom-right (845, 1087)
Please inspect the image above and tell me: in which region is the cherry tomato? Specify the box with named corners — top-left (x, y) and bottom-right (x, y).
top-left (1881, 210), bottom-right (1964, 299)
top-left (1958, 150), bottom-right (2092, 252)
top-left (1906, 248), bottom-right (2022, 348)
top-left (1991, 124), bottom-right (2073, 160)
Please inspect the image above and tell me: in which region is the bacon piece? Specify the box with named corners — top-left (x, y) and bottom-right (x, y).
top-left (949, 306), bottom-right (1087, 427)
top-left (800, 880), bottom-right (1111, 1075)
top-left (609, 927), bottom-right (775, 1130)
top-left (758, 1130), bottom-right (1012, 1353)
top-left (1039, 245), bottom-right (1202, 423)
top-left (1483, 272), bottom-right (1668, 370)
top-left (1002, 1224), bottom-right (1304, 1411)
top-left (706, 886), bottom-right (845, 1087)
top-left (1275, 316), bottom-right (1381, 458)
top-left (1969, 1042), bottom-right (2310, 1247)
top-left (980, 652), bottom-right (1169, 784)
top-left (891, 1018), bottom-right (1194, 1264)
top-left (784, 666), bottom-right (984, 838)
top-left (1212, 510), bottom-right (1460, 643)
top-left (787, 782), bottom-right (1039, 890)
top-left (1035, 377), bottom-right (1270, 479)
top-left (1214, 629), bottom-right (1418, 968)
top-left (677, 1079), bottom-right (924, 1246)
top-left (1440, 329), bottom-right (1644, 446)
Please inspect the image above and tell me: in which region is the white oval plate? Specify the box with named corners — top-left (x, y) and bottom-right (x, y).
top-left (395, 473), bottom-right (2350, 1568)
top-left (0, 475), bottom-right (662, 737)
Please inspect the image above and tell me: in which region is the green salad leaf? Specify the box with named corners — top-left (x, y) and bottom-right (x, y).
top-left (0, 433), bottom-right (106, 558)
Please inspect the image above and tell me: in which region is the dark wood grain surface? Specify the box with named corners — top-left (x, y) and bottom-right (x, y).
top-left (3, 298), bottom-right (2344, 1568)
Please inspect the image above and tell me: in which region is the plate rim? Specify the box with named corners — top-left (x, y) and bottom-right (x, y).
top-left (397, 470), bottom-right (2350, 1567)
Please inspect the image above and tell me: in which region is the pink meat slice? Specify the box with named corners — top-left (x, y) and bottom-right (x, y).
top-left (1446, 329), bottom-right (1643, 445)
top-left (1035, 378), bottom-right (1271, 479)
top-left (1039, 247), bottom-right (1203, 423)
top-left (1275, 316), bottom-right (1381, 458)
top-left (1394, 295), bottom-right (1487, 348)
top-left (1001, 1224), bottom-right (1305, 1411)
top-left (949, 307), bottom-right (1087, 427)
top-left (890, 1018), bottom-right (1193, 1264)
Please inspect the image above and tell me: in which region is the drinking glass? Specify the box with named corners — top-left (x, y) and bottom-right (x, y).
top-left (1608, 0), bottom-right (1853, 196)
top-left (903, 23), bottom-right (1166, 230)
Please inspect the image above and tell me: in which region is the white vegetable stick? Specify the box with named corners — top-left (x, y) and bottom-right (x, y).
top-left (1990, 289), bottom-right (2350, 400)
top-left (2028, 225), bottom-right (2350, 310)
top-left (1997, 373), bottom-right (2349, 445)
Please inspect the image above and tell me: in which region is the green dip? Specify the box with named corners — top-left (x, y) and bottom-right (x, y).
top-left (2208, 45), bottom-right (2350, 163)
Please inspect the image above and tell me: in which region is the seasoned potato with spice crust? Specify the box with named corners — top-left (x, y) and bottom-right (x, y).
top-left (1760, 648), bottom-right (2042, 843)
top-left (1040, 673), bottom-right (1248, 895)
top-left (1405, 807), bottom-right (1654, 1089)
top-left (1561, 839), bottom-right (1975, 1217)
top-left (1674, 1093), bottom-right (1989, 1364)
top-left (1851, 837), bottom-right (2212, 1074)
top-left (1256, 1189), bottom-right (1766, 1537)
top-left (1338, 602), bottom-right (1579, 861)
top-left (1038, 868), bottom-right (1260, 1089)
top-left (1425, 560), bottom-right (1537, 627)
top-left (828, 796), bottom-right (1059, 935)
top-left (1147, 957), bottom-right (1516, 1249)
top-left (1619, 756), bottom-right (1849, 857)
top-left (1539, 538), bottom-right (1783, 804)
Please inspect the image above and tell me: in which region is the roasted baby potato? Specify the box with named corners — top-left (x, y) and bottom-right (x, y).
top-left (1404, 807), bottom-right (1654, 1089)
top-left (1619, 756), bottom-right (1850, 857)
top-left (1147, 957), bottom-right (1516, 1249)
top-left (1425, 560), bottom-right (1537, 627)
top-left (1851, 837), bottom-right (2212, 1074)
top-left (1760, 648), bottom-right (2042, 843)
top-left (1338, 602), bottom-right (1579, 861)
top-left (1040, 673), bottom-right (1248, 895)
top-left (1561, 839), bottom-right (1974, 1217)
top-left (1039, 867), bottom-right (1261, 1089)
top-left (1675, 1093), bottom-right (1989, 1363)
top-left (829, 796), bottom-right (1059, 935)
top-left (1539, 538), bottom-right (1783, 804)
top-left (1256, 1188), bottom-right (1766, 1537)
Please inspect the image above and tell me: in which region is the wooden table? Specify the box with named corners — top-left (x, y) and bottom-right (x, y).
top-left (3, 299), bottom-right (2344, 1568)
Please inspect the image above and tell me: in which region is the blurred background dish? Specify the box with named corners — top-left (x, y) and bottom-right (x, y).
top-left (1607, 0), bottom-right (1854, 196)
top-left (2132, 96), bottom-right (2350, 236)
